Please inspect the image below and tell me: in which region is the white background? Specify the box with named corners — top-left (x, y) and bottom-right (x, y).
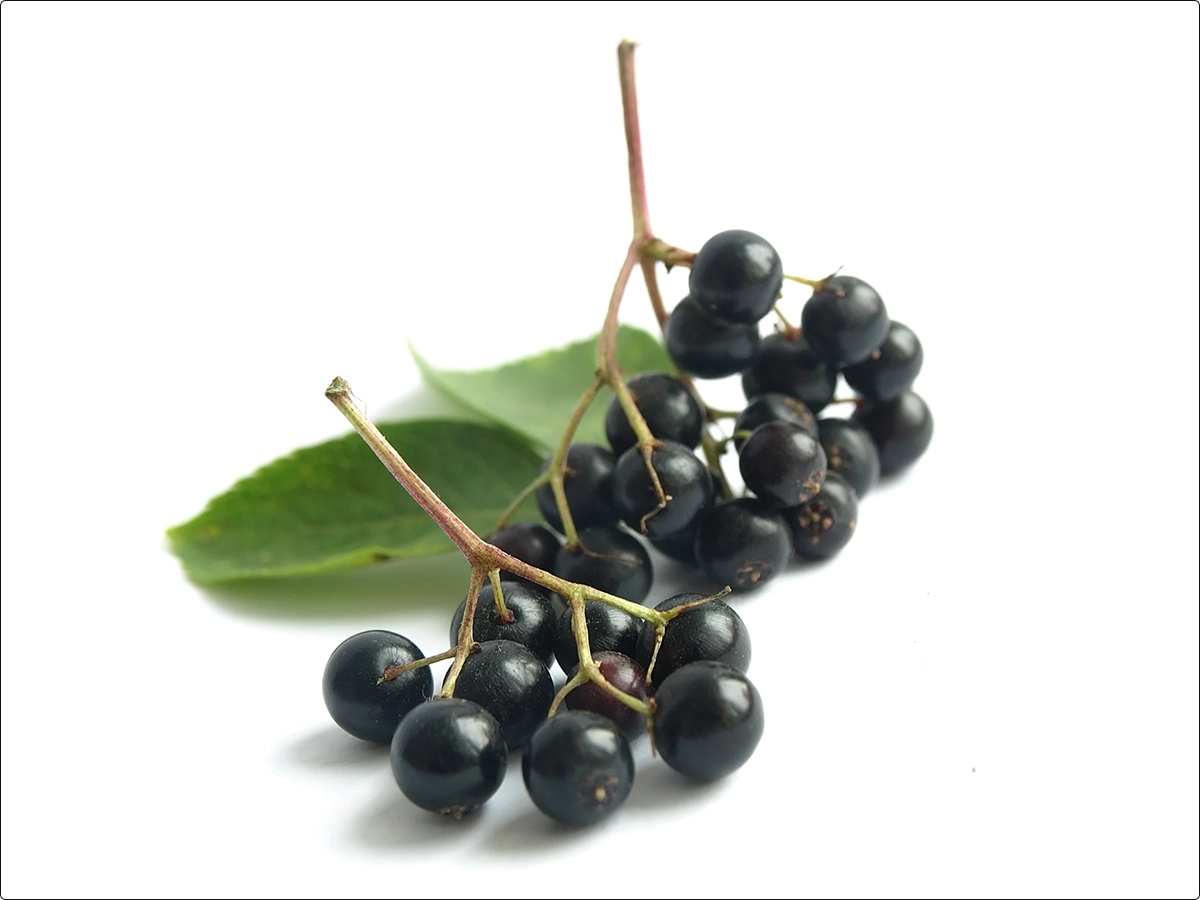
top-left (2, 3), bottom-right (1197, 898)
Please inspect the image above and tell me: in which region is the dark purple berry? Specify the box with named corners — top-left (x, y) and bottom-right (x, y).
top-left (612, 441), bottom-right (714, 540)
top-left (536, 443), bottom-right (620, 534)
top-left (635, 593), bottom-right (751, 686)
top-left (565, 651), bottom-right (649, 743)
top-left (390, 698), bottom-right (507, 817)
top-left (444, 641), bottom-right (554, 750)
top-left (742, 331), bottom-right (837, 413)
top-left (851, 391), bottom-right (934, 474)
top-left (523, 711), bottom-right (635, 827)
top-left (450, 580), bottom-right (558, 666)
top-left (817, 417), bottom-right (881, 498)
top-left (842, 321), bottom-right (923, 401)
top-left (653, 661), bottom-right (764, 783)
top-left (665, 296), bottom-right (761, 379)
top-left (688, 230), bottom-right (784, 325)
top-left (554, 526), bottom-right (653, 605)
top-left (604, 372), bottom-right (704, 456)
top-left (694, 498), bottom-right (792, 593)
top-left (486, 522), bottom-right (561, 575)
top-left (801, 275), bottom-right (890, 367)
top-left (786, 471), bottom-right (858, 560)
top-left (739, 421), bottom-right (827, 508)
top-left (554, 601), bottom-right (642, 673)
top-left (322, 630), bottom-right (433, 744)
top-left (734, 392), bottom-right (818, 451)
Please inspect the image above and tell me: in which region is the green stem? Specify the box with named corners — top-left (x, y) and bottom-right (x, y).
top-left (547, 375), bottom-right (604, 549)
top-left (440, 566), bottom-right (486, 697)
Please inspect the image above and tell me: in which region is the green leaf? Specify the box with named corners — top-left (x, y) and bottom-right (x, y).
top-left (412, 324), bottom-right (673, 450)
top-left (167, 420), bottom-right (542, 584)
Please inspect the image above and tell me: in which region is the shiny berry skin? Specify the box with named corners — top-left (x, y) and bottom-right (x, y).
top-left (665, 296), bottom-right (761, 379)
top-left (635, 593), bottom-right (751, 686)
top-left (536, 443), bottom-right (620, 534)
top-left (612, 441), bottom-right (714, 540)
top-left (554, 526), bottom-right (653, 605)
top-left (694, 498), bottom-right (792, 593)
top-left (565, 651), bottom-right (649, 743)
top-left (817, 417), bottom-right (881, 498)
top-left (523, 711), bottom-right (635, 826)
top-left (801, 275), bottom-right (890, 367)
top-left (739, 421), bottom-right (827, 508)
top-left (786, 470), bottom-right (859, 561)
top-left (322, 631), bottom-right (433, 744)
top-left (450, 580), bottom-right (558, 666)
top-left (741, 331), bottom-right (838, 413)
top-left (649, 529), bottom-right (700, 565)
top-left (554, 601), bottom-right (642, 673)
top-left (851, 390), bottom-right (934, 474)
top-left (842, 321), bottom-right (923, 401)
top-left (653, 661), bottom-right (764, 783)
top-left (734, 392), bottom-right (818, 451)
top-left (604, 372), bottom-right (704, 456)
top-left (445, 641), bottom-right (554, 750)
top-left (689, 230), bottom-right (784, 325)
top-left (390, 698), bottom-right (507, 818)
top-left (486, 522), bottom-right (561, 576)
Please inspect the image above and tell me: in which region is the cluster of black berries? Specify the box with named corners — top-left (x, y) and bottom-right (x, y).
top-left (322, 562), bottom-right (763, 826)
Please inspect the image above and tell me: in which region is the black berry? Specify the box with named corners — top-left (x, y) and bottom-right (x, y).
top-left (564, 651), bottom-right (649, 743)
top-left (554, 526), bottom-right (653, 605)
top-left (688, 229), bottom-right (783, 325)
top-left (786, 470), bottom-right (858, 560)
top-left (734, 392), bottom-right (818, 451)
top-left (851, 390), bottom-right (934, 474)
top-left (694, 498), bottom-right (792, 593)
top-left (322, 630), bottom-right (433, 744)
top-left (554, 601), bottom-right (642, 673)
top-left (817, 417), bottom-right (881, 499)
top-left (523, 711), bottom-right (635, 827)
top-left (741, 331), bottom-right (838, 413)
top-left (801, 275), bottom-right (890, 367)
top-left (653, 661), bottom-right (764, 782)
top-left (842, 321), bottom-right (923, 401)
top-left (536, 443), bottom-right (620, 534)
top-left (604, 372), bottom-right (704, 456)
top-left (390, 698), bottom-right (507, 817)
top-left (665, 295), bottom-right (761, 379)
top-left (635, 592), bottom-right (751, 686)
top-left (612, 441), bottom-right (714, 540)
top-left (445, 640), bottom-right (555, 750)
top-left (739, 420), bottom-right (827, 508)
top-left (486, 522), bottom-right (562, 576)
top-left (449, 580), bottom-right (558, 666)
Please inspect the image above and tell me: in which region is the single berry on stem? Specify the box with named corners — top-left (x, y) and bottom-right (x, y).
top-left (536, 443), bottom-right (621, 534)
top-left (801, 275), bottom-right (890, 367)
top-left (554, 601), bottom-right (643, 673)
top-left (850, 390), bottom-right (934, 474)
top-left (449, 580), bottom-right (559, 667)
top-left (612, 440), bottom-right (714, 539)
top-left (689, 229), bottom-right (784, 325)
top-left (554, 525), bottom-right (653, 605)
top-left (665, 295), bottom-right (761, 379)
top-left (322, 630), bottom-right (433, 744)
top-left (842, 320), bottom-right (923, 401)
top-left (817, 417), bottom-right (881, 498)
top-left (635, 592), bottom-right (751, 685)
top-left (742, 331), bottom-right (838, 413)
top-left (523, 711), bottom-right (635, 827)
top-left (739, 420), bottom-right (828, 508)
top-left (605, 372), bottom-right (704, 455)
top-left (565, 651), bottom-right (649, 743)
top-left (694, 497), bottom-right (793, 593)
top-left (786, 470), bottom-right (858, 560)
top-left (443, 640), bottom-right (555, 750)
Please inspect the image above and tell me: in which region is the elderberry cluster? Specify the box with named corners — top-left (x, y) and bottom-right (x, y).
top-left (322, 575), bottom-right (763, 826)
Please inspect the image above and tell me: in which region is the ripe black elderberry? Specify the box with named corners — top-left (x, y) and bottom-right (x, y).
top-left (688, 229), bottom-right (784, 325)
top-left (553, 601), bottom-right (642, 673)
top-left (817, 417), bottom-right (881, 499)
top-left (851, 390), bottom-right (934, 474)
top-left (523, 711), bottom-right (635, 827)
top-left (694, 497), bottom-right (792, 593)
top-left (536, 443), bottom-right (621, 534)
top-left (635, 592), bottom-right (751, 685)
top-left (800, 275), bottom-right (890, 367)
top-left (842, 321), bottom-right (923, 401)
top-left (554, 525), bottom-right (653, 605)
top-left (786, 470), bottom-right (858, 561)
top-left (612, 441), bottom-right (714, 540)
top-left (564, 651), bottom-right (649, 743)
top-left (445, 640), bottom-right (554, 750)
top-left (664, 295), bottom-right (761, 379)
top-left (486, 522), bottom-right (562, 576)
top-left (739, 421), bottom-right (827, 509)
top-left (741, 331), bottom-right (838, 413)
top-left (449, 580), bottom-right (558, 666)
top-left (653, 661), bottom-right (764, 783)
top-left (734, 392), bottom-right (818, 451)
top-left (604, 372), bottom-right (704, 456)
top-left (322, 630), bottom-right (433, 744)
top-left (390, 698), bottom-right (507, 818)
